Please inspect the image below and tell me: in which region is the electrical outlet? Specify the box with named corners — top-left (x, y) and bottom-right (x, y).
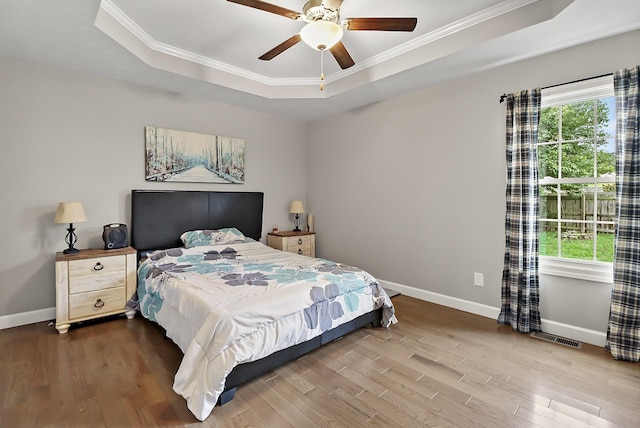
top-left (474, 272), bottom-right (484, 287)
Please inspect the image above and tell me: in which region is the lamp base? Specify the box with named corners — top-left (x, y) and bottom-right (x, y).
top-left (63, 223), bottom-right (79, 255)
top-left (292, 213), bottom-right (302, 232)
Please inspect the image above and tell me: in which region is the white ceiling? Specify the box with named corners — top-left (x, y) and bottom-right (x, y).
top-left (2, 0), bottom-right (640, 120)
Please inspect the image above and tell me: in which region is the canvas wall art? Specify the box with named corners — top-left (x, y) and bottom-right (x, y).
top-left (145, 126), bottom-right (245, 183)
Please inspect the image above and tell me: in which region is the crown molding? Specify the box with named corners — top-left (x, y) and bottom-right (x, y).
top-left (97, 0), bottom-right (297, 87)
top-left (95, 0), bottom-right (573, 97)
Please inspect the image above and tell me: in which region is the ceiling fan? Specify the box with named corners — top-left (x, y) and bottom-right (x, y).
top-left (227, 0), bottom-right (418, 70)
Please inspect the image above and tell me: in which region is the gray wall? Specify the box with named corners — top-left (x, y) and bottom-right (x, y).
top-left (2, 30), bottom-right (640, 342)
top-left (306, 30), bottom-right (640, 340)
top-left (0, 55), bottom-right (307, 317)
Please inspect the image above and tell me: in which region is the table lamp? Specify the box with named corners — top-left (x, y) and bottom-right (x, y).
top-left (54, 202), bottom-right (87, 254)
top-left (289, 200), bottom-right (305, 232)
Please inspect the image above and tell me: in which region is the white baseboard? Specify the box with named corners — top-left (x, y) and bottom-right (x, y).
top-left (378, 279), bottom-right (607, 347)
top-left (0, 307), bottom-right (56, 330)
top-left (2, 283), bottom-right (608, 347)
top-left (539, 319), bottom-right (606, 347)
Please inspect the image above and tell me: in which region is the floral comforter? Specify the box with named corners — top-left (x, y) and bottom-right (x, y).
top-left (137, 241), bottom-right (396, 421)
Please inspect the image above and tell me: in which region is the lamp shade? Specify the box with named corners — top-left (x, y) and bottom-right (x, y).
top-left (300, 20), bottom-right (343, 50)
top-left (289, 200), bottom-right (305, 214)
top-left (54, 202), bottom-right (87, 224)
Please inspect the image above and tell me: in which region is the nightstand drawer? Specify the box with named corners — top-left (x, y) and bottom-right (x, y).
top-left (68, 287), bottom-right (126, 320)
top-left (68, 255), bottom-right (126, 294)
top-left (286, 235), bottom-right (311, 255)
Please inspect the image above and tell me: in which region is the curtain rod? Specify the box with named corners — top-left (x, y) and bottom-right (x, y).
top-left (499, 72), bottom-right (612, 103)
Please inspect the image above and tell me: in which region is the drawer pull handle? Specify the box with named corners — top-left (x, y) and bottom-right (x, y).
top-left (94, 299), bottom-right (105, 309)
top-left (93, 262), bottom-right (104, 271)
top-left (298, 238), bottom-right (303, 245)
top-left (298, 249), bottom-right (303, 255)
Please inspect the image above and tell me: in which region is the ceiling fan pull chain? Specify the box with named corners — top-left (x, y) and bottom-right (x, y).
top-left (320, 48), bottom-right (325, 91)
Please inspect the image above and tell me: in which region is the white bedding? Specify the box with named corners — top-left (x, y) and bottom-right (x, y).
top-left (137, 241), bottom-right (396, 420)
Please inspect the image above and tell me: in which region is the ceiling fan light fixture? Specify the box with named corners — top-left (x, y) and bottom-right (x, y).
top-left (300, 20), bottom-right (343, 51)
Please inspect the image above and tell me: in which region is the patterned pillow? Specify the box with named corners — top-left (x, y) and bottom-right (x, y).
top-left (180, 228), bottom-right (246, 248)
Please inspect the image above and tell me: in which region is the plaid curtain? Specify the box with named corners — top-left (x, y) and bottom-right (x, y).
top-left (498, 89), bottom-right (542, 334)
top-left (607, 66), bottom-right (640, 362)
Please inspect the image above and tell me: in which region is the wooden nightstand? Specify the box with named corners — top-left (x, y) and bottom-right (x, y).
top-left (55, 247), bottom-right (137, 334)
top-left (267, 231), bottom-right (316, 257)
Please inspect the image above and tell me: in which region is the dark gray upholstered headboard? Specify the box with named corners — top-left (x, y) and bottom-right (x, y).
top-left (131, 190), bottom-right (264, 254)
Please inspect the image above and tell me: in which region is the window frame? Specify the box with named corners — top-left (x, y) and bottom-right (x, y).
top-left (538, 75), bottom-right (615, 284)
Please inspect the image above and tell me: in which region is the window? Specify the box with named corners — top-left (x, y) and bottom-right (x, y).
top-left (538, 75), bottom-right (615, 282)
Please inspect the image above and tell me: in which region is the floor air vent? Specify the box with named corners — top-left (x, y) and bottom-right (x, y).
top-left (530, 332), bottom-right (582, 349)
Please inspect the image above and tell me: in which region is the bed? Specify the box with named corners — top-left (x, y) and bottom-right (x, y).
top-left (130, 190), bottom-right (396, 421)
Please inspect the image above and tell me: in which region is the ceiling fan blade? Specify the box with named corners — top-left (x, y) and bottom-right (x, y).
top-left (259, 34), bottom-right (302, 60)
top-left (329, 41), bottom-right (355, 69)
top-left (322, 0), bottom-right (343, 10)
top-left (227, 0), bottom-right (300, 20)
top-left (344, 17), bottom-right (417, 31)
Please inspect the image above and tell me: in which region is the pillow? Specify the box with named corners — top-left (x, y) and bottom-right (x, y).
top-left (180, 228), bottom-right (246, 248)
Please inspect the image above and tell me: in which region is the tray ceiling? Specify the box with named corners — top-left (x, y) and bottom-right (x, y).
top-left (2, 0), bottom-right (640, 120)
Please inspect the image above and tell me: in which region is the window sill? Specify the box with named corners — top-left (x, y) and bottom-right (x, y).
top-left (539, 256), bottom-right (613, 283)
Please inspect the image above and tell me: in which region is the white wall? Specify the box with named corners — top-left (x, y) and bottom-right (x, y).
top-left (0, 55), bottom-right (307, 318)
top-left (306, 30), bottom-right (640, 342)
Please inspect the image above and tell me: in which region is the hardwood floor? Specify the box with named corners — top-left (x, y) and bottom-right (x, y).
top-left (1, 295), bottom-right (639, 427)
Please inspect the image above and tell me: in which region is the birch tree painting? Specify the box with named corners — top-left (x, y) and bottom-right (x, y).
top-left (145, 126), bottom-right (245, 183)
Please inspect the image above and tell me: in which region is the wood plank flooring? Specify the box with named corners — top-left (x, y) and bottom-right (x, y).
top-left (1, 295), bottom-right (639, 427)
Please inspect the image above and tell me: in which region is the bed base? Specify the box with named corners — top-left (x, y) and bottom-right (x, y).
top-left (218, 307), bottom-right (383, 405)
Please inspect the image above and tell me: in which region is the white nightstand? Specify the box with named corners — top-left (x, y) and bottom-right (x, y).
top-left (267, 231), bottom-right (316, 257)
top-left (55, 247), bottom-right (137, 334)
